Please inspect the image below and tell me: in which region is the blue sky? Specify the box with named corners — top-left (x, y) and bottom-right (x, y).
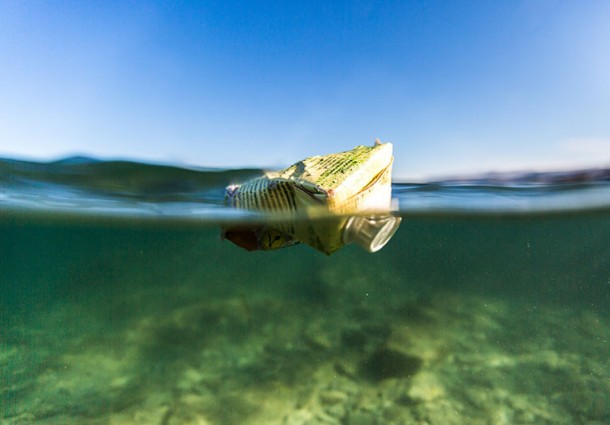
top-left (1, 1), bottom-right (609, 179)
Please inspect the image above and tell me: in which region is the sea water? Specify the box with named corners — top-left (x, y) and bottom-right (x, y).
top-left (1, 158), bottom-right (609, 425)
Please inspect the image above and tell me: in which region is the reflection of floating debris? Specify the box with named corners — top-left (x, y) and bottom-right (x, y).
top-left (221, 140), bottom-right (401, 255)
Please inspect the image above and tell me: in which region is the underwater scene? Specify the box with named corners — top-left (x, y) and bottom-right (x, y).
top-left (1, 157), bottom-right (610, 425)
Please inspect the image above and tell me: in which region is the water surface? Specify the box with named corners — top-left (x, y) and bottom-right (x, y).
top-left (1, 158), bottom-right (609, 425)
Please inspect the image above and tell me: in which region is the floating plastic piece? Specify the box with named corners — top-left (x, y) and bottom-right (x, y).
top-left (221, 140), bottom-right (401, 254)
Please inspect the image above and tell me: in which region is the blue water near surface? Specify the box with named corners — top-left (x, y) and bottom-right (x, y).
top-left (1, 157), bottom-right (609, 425)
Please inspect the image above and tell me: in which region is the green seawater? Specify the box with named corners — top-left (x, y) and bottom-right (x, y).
top-left (1, 158), bottom-right (610, 424)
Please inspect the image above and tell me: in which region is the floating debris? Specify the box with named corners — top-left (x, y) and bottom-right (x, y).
top-left (221, 140), bottom-right (401, 254)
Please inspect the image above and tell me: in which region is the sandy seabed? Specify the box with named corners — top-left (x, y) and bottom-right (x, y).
top-left (3, 268), bottom-right (609, 425)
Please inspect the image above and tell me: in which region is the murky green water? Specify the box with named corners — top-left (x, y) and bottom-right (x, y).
top-left (1, 158), bottom-right (609, 424)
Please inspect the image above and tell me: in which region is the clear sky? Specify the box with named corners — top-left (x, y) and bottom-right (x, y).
top-left (1, 1), bottom-right (609, 180)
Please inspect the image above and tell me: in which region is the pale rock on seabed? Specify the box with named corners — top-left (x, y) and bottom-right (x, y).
top-left (2, 255), bottom-right (609, 425)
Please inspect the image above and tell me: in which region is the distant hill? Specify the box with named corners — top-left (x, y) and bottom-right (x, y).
top-left (431, 167), bottom-right (610, 185)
